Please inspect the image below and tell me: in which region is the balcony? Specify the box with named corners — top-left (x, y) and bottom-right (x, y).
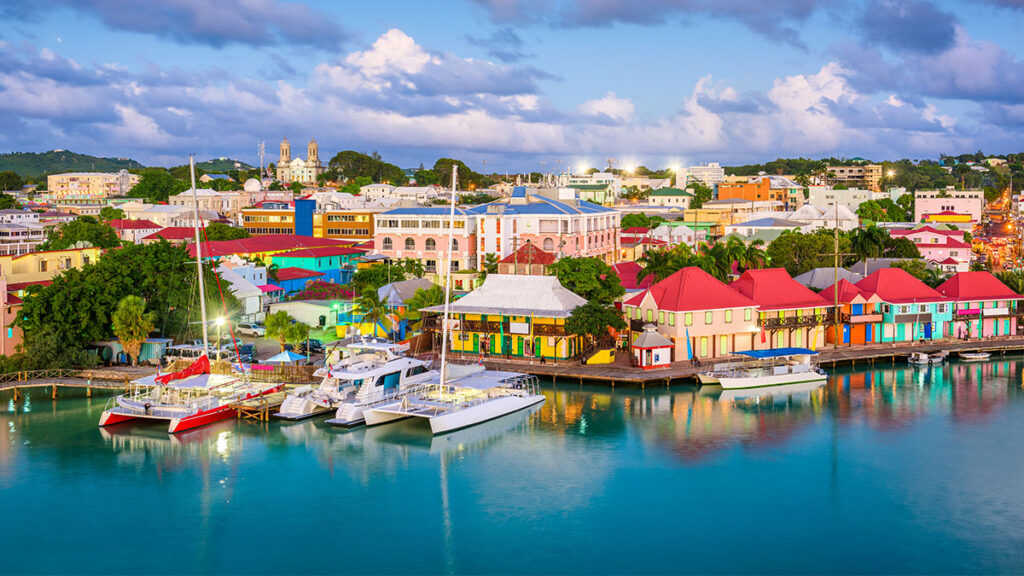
top-left (842, 313), bottom-right (884, 324)
top-left (761, 312), bottom-right (836, 330)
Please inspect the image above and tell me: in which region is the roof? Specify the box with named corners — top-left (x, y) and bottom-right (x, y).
top-left (378, 278), bottom-right (436, 306)
top-left (622, 226), bottom-right (650, 235)
top-left (611, 261), bottom-right (655, 291)
top-left (466, 190), bottom-right (614, 216)
top-left (649, 187), bottom-right (693, 197)
top-left (273, 246), bottom-right (366, 259)
top-left (273, 267), bottom-right (324, 281)
top-left (106, 219), bottom-right (161, 230)
top-left (258, 284), bottom-right (284, 293)
top-left (793, 267), bottom-right (863, 290)
top-left (625, 267), bottom-right (757, 311)
top-left (753, 175), bottom-right (802, 189)
top-left (935, 271), bottom-right (1020, 301)
top-left (733, 217), bottom-right (805, 228)
top-left (739, 347), bottom-right (817, 358)
top-left (856, 268), bottom-right (948, 304)
top-left (730, 268), bottom-right (832, 310)
top-left (934, 257), bottom-right (962, 265)
top-left (498, 243), bottom-right (556, 266)
top-left (6, 280), bottom-right (52, 292)
top-left (421, 274), bottom-right (586, 318)
top-left (820, 279), bottom-right (867, 303)
top-left (187, 234), bottom-right (356, 258)
top-left (383, 206), bottom-right (472, 216)
top-left (142, 227), bottom-right (200, 241)
top-left (632, 324), bottom-right (674, 349)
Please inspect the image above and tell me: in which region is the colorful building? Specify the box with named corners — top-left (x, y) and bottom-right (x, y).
top-left (936, 271), bottom-right (1021, 339)
top-left (106, 219), bottom-right (162, 243)
top-left (821, 279), bottom-right (884, 345)
top-left (623, 266), bottom-right (759, 361)
top-left (422, 274), bottom-right (585, 360)
top-left (269, 267), bottom-right (325, 294)
top-left (496, 243), bottom-right (556, 275)
top-left (730, 268), bottom-right (833, 350)
top-left (717, 176), bottom-right (804, 210)
top-left (46, 171), bottom-right (139, 200)
top-left (187, 234), bottom-right (359, 262)
top-left (888, 226), bottom-right (971, 272)
top-left (856, 268), bottom-right (952, 341)
top-left (374, 207), bottom-right (478, 275)
top-left (269, 246), bottom-right (364, 285)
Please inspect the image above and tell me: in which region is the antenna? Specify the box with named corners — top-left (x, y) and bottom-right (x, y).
top-left (258, 141), bottom-right (265, 179)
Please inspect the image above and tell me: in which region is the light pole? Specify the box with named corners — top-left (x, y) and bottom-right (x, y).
top-left (215, 316), bottom-right (225, 361)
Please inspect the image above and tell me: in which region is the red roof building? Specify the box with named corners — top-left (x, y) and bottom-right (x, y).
top-left (186, 234), bottom-right (358, 259)
top-left (611, 261), bottom-right (655, 292)
top-left (730, 268), bottom-right (832, 310)
top-left (729, 268), bottom-right (833, 350)
top-left (497, 243), bottom-right (556, 275)
top-left (273, 267), bottom-right (324, 281)
top-left (272, 246), bottom-right (367, 259)
top-left (856, 268), bottom-right (947, 304)
top-left (936, 271), bottom-right (1021, 338)
top-left (935, 271), bottom-right (1019, 301)
top-left (820, 279), bottom-right (885, 346)
top-left (106, 219), bottom-right (162, 243)
top-left (141, 227), bottom-right (201, 244)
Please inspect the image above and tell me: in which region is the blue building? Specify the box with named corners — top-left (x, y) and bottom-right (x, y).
top-left (269, 267), bottom-right (325, 294)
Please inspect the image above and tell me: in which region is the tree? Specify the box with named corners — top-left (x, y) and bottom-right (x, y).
top-left (328, 150), bottom-right (405, 183)
top-left (0, 171), bottom-right (24, 191)
top-left (621, 213), bottom-right (666, 229)
top-left (111, 295), bottom-right (155, 365)
top-left (357, 290), bottom-right (394, 335)
top-left (893, 260), bottom-right (946, 288)
top-left (765, 230), bottom-right (847, 276)
top-left (204, 222), bottom-right (250, 241)
top-left (566, 301), bottom-right (626, 345)
top-left (129, 169), bottom-right (190, 203)
top-left (638, 244), bottom-right (691, 283)
top-left (265, 311), bottom-right (294, 353)
top-left (433, 158), bottom-right (492, 189)
top-left (405, 284), bottom-right (445, 329)
top-left (415, 169), bottom-right (439, 186)
top-left (548, 257), bottom-right (624, 305)
top-left (98, 206), bottom-right (125, 220)
top-left (0, 192), bottom-right (17, 210)
top-left (287, 322), bottom-right (311, 357)
top-left (38, 216), bottom-right (121, 251)
top-left (849, 226), bottom-right (888, 274)
top-left (352, 263), bottom-right (408, 297)
top-left (290, 181), bottom-right (304, 194)
top-left (883, 237), bottom-right (921, 259)
top-left (689, 183), bottom-right (713, 209)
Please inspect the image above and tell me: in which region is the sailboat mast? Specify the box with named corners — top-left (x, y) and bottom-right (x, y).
top-left (438, 165), bottom-right (458, 384)
top-left (189, 155), bottom-right (210, 355)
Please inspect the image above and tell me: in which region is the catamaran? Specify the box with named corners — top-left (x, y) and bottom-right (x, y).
top-left (99, 156), bottom-right (282, 434)
top-left (279, 339), bottom-right (434, 421)
top-left (698, 347), bottom-right (828, 390)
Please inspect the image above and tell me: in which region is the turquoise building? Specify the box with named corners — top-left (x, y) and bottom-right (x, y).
top-left (856, 268), bottom-right (953, 342)
top-left (269, 246), bottom-right (363, 284)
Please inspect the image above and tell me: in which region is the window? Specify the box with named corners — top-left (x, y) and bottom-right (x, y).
top-left (425, 238), bottom-right (436, 251)
top-left (725, 310), bottom-right (732, 323)
top-left (744, 309), bottom-right (751, 321)
top-left (451, 260), bottom-right (460, 271)
top-left (543, 238), bottom-right (555, 252)
top-left (720, 335), bottom-right (727, 355)
top-left (659, 311), bottom-right (665, 324)
top-left (38, 260), bottom-right (47, 272)
top-left (668, 313), bottom-right (675, 326)
top-left (422, 221), bottom-right (440, 229)
top-left (937, 303), bottom-right (946, 313)
top-left (83, 256), bottom-right (90, 265)
top-left (685, 313), bottom-right (692, 326)
top-left (404, 238), bottom-right (415, 250)
top-left (425, 260), bottom-right (437, 273)
top-left (705, 311), bottom-right (712, 324)
top-left (451, 239), bottom-right (459, 251)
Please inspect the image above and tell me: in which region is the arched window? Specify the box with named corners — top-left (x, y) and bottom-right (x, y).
top-left (382, 237), bottom-right (393, 251)
top-left (451, 239), bottom-right (459, 251)
top-left (425, 238), bottom-right (436, 251)
top-left (405, 238), bottom-right (415, 250)
top-left (543, 238), bottom-right (555, 252)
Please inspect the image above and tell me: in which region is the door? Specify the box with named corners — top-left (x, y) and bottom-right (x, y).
top-left (534, 337), bottom-right (542, 358)
top-left (924, 322), bottom-right (932, 339)
top-left (517, 337), bottom-right (523, 356)
top-left (699, 337), bottom-right (708, 357)
top-left (472, 333), bottom-right (479, 353)
top-left (379, 371), bottom-right (401, 390)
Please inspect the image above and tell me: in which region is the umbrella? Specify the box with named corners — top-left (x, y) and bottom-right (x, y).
top-left (265, 350), bottom-right (307, 364)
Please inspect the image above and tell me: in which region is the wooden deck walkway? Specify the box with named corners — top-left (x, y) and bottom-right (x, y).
top-left (228, 391), bottom-right (289, 421)
top-left (478, 336), bottom-right (1024, 387)
top-left (0, 369), bottom-right (142, 400)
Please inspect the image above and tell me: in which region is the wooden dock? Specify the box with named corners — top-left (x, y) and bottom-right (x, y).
top-left (0, 368), bottom-right (147, 401)
top-left (476, 336), bottom-right (1024, 387)
top-left (229, 391), bottom-right (288, 421)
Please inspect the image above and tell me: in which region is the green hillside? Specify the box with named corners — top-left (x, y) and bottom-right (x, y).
top-left (196, 158), bottom-right (253, 172)
top-left (0, 150), bottom-right (144, 177)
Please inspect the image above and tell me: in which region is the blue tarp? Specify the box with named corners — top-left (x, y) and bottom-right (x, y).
top-left (737, 347), bottom-right (818, 358)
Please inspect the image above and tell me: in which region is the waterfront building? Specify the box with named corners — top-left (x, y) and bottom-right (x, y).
top-left (422, 274), bottom-right (585, 360)
top-left (821, 279), bottom-right (884, 346)
top-left (730, 268), bottom-right (834, 350)
top-left (913, 188), bottom-right (983, 224)
top-left (623, 266), bottom-right (759, 360)
top-left (855, 268), bottom-right (952, 341)
top-left (46, 170), bottom-right (140, 200)
top-left (276, 137), bottom-right (323, 185)
top-left (269, 246), bottom-right (364, 285)
top-left (825, 164), bottom-right (882, 191)
top-left (631, 323), bottom-right (674, 369)
top-left (936, 271), bottom-right (1021, 339)
top-left (496, 243), bottom-right (556, 275)
top-left (888, 227), bottom-right (971, 272)
top-left (106, 219), bottom-right (161, 243)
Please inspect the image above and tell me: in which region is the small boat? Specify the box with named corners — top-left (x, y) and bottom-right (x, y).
top-left (699, 348), bottom-right (828, 390)
top-left (958, 351), bottom-right (990, 362)
top-left (908, 351), bottom-right (947, 365)
top-left (275, 339), bottom-right (420, 421)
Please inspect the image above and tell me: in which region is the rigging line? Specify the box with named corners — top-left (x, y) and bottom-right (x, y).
top-left (198, 225), bottom-right (244, 370)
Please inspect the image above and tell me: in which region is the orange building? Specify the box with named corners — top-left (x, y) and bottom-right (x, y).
top-left (312, 211), bottom-right (375, 242)
top-left (717, 176), bottom-right (803, 209)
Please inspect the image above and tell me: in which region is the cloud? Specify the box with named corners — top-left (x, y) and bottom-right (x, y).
top-left (0, 0), bottom-right (349, 50)
top-left (465, 28), bottom-right (533, 62)
top-left (858, 0), bottom-right (956, 53)
top-left (470, 0), bottom-right (825, 47)
top-left (578, 92), bottom-right (634, 123)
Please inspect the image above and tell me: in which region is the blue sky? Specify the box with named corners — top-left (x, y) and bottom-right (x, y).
top-left (1, 0), bottom-right (1024, 172)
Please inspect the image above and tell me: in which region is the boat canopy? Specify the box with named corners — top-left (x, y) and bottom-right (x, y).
top-left (737, 347), bottom-right (818, 359)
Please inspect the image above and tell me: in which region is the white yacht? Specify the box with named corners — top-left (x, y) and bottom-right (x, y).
top-left (699, 348), bottom-right (827, 390)
top-left (275, 339), bottom-right (423, 421)
top-left (363, 364), bottom-right (545, 435)
top-left (323, 357), bottom-right (437, 428)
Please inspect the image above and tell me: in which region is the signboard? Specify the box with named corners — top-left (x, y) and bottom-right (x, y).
top-left (510, 321), bottom-right (529, 335)
top-left (984, 307), bottom-right (1009, 316)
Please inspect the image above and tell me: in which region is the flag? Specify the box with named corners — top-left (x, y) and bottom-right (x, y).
top-left (810, 325), bottom-right (820, 352)
top-left (760, 325), bottom-right (767, 344)
top-left (685, 326), bottom-right (693, 360)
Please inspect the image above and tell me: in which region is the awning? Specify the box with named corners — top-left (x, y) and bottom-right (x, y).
top-left (737, 347), bottom-right (818, 358)
top-left (258, 285), bottom-right (285, 293)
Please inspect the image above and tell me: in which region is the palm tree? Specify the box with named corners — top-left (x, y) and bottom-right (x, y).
top-left (286, 322), bottom-right (311, 357)
top-left (358, 290), bottom-right (394, 337)
top-left (997, 271), bottom-right (1024, 294)
top-left (111, 295), bottom-right (155, 365)
top-left (921, 267), bottom-right (946, 288)
top-left (742, 240), bottom-right (768, 270)
top-left (405, 285), bottom-right (445, 330)
top-left (638, 248), bottom-right (676, 283)
top-left (265, 310), bottom-right (293, 352)
top-left (849, 226), bottom-right (886, 274)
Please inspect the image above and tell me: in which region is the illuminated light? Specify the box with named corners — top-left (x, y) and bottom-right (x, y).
top-left (215, 316), bottom-right (226, 327)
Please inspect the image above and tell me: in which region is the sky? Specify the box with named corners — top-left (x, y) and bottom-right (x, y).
top-left (1, 0), bottom-right (1024, 172)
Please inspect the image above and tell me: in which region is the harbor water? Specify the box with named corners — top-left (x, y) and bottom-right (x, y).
top-left (4, 358), bottom-right (1024, 574)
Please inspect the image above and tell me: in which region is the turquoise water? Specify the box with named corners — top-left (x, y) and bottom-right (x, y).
top-left (4, 359), bottom-right (1024, 574)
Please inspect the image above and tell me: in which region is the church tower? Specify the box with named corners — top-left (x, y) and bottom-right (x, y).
top-left (280, 137), bottom-right (291, 163)
top-left (307, 138), bottom-right (319, 165)
top-left (277, 137), bottom-right (292, 183)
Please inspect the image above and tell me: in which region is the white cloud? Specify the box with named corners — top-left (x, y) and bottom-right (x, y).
top-left (578, 92), bottom-right (634, 123)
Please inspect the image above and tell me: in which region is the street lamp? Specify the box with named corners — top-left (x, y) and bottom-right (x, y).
top-left (215, 316), bottom-right (225, 361)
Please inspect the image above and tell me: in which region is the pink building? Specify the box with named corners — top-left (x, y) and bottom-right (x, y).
top-left (374, 207), bottom-right (478, 275)
top-left (889, 226), bottom-right (971, 272)
top-left (730, 268), bottom-right (834, 350)
top-left (936, 271), bottom-right (1021, 339)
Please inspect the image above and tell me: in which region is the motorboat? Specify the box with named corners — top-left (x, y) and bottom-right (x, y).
top-left (908, 351), bottom-right (947, 365)
top-left (957, 351), bottom-right (991, 362)
top-left (323, 356), bottom-right (437, 428)
top-left (699, 348), bottom-right (828, 390)
top-left (276, 339), bottom-right (418, 420)
top-left (363, 364), bottom-right (545, 435)
top-left (99, 356), bottom-right (284, 434)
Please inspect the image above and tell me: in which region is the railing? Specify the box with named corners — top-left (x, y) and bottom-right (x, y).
top-left (0, 368), bottom-right (79, 385)
top-left (761, 313), bottom-right (836, 330)
top-left (841, 313), bottom-right (884, 324)
top-left (532, 324), bottom-right (565, 337)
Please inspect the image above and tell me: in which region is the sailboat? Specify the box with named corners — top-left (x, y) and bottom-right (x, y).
top-left (363, 165), bottom-right (546, 435)
top-left (99, 157), bottom-right (283, 434)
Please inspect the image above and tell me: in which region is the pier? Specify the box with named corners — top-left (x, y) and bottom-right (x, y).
top-left (0, 367), bottom-right (155, 401)
top-left (477, 337), bottom-right (1024, 387)
top-left (228, 391), bottom-right (289, 421)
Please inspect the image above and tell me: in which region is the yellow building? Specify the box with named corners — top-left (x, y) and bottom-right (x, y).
top-left (0, 247), bottom-right (103, 283)
top-left (422, 274), bottom-right (586, 360)
top-left (46, 171), bottom-right (140, 200)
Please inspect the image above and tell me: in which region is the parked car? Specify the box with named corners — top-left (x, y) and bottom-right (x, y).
top-left (303, 339), bottom-right (325, 355)
top-left (237, 323), bottom-right (266, 337)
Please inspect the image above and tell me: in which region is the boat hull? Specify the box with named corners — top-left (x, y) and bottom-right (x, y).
top-left (98, 410), bottom-right (141, 427)
top-left (718, 372), bottom-right (827, 390)
top-left (363, 409), bottom-right (411, 427)
top-left (168, 405), bottom-right (237, 434)
top-left (696, 373), bottom-right (720, 385)
top-left (429, 394), bottom-right (545, 435)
